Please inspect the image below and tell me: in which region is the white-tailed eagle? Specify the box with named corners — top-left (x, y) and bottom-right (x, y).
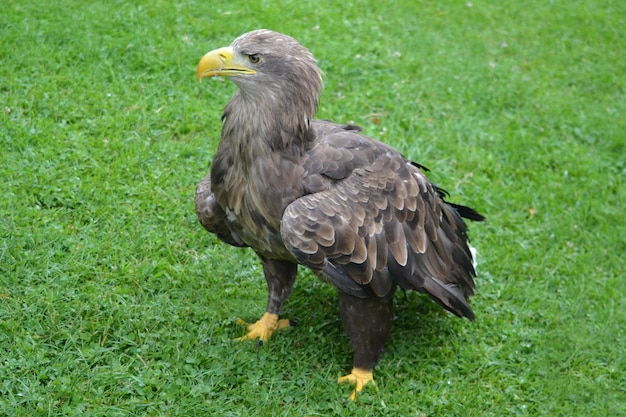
top-left (194, 29), bottom-right (484, 400)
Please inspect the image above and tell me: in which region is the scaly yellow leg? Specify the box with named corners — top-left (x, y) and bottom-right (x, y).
top-left (338, 367), bottom-right (377, 400)
top-left (236, 312), bottom-right (292, 343)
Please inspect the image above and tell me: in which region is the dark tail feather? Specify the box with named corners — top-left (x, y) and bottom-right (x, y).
top-left (448, 202), bottom-right (485, 222)
top-left (410, 161), bottom-right (430, 172)
top-left (432, 185), bottom-right (484, 222)
top-left (421, 278), bottom-right (475, 320)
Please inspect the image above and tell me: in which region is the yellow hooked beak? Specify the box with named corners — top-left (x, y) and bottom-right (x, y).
top-left (196, 46), bottom-right (257, 80)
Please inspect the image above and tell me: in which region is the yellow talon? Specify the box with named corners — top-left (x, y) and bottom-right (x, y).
top-left (236, 312), bottom-right (291, 342)
top-left (338, 367), bottom-right (376, 400)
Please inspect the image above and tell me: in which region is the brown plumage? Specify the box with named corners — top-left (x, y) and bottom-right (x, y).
top-left (194, 29), bottom-right (484, 399)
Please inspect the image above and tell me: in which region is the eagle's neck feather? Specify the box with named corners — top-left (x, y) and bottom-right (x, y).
top-left (221, 90), bottom-right (314, 168)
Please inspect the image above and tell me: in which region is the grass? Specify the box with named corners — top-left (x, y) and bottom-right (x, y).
top-left (1, 0), bottom-right (624, 415)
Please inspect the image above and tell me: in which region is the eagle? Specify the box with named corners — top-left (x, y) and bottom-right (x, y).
top-left (194, 29), bottom-right (484, 399)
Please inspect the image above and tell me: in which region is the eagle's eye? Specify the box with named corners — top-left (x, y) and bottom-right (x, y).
top-left (248, 54), bottom-right (262, 64)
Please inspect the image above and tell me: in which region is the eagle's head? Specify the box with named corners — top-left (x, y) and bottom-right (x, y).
top-left (197, 30), bottom-right (323, 123)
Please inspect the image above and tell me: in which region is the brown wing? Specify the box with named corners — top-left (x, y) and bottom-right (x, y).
top-left (195, 173), bottom-right (247, 247)
top-left (281, 128), bottom-right (477, 319)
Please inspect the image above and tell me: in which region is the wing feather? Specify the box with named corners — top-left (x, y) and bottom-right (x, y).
top-left (194, 173), bottom-right (247, 247)
top-left (280, 121), bottom-right (478, 316)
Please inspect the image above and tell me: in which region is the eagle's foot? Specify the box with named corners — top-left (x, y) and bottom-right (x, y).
top-left (338, 367), bottom-right (376, 400)
top-left (236, 312), bottom-right (292, 343)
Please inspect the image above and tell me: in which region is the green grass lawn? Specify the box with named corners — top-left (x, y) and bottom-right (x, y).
top-left (1, 0), bottom-right (624, 415)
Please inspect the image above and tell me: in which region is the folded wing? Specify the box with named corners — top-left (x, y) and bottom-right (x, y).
top-left (281, 127), bottom-right (477, 319)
